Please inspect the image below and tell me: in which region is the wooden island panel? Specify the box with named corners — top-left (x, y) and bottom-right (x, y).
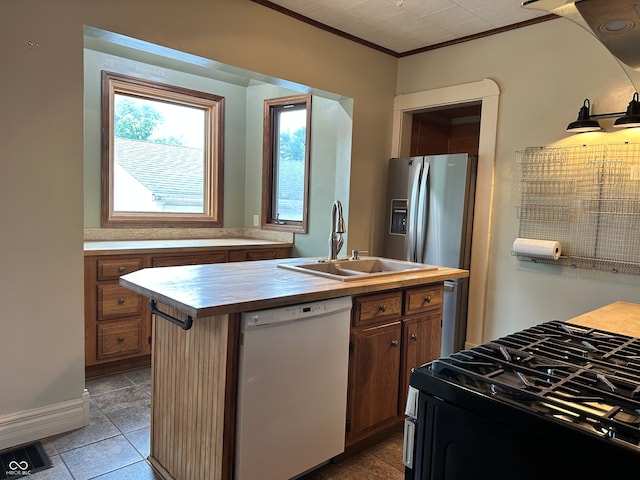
top-left (149, 302), bottom-right (238, 480)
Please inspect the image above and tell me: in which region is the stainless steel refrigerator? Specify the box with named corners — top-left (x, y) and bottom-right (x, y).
top-left (383, 154), bottom-right (476, 356)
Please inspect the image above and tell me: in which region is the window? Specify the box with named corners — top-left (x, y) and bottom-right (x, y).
top-left (101, 71), bottom-right (224, 227)
top-left (262, 95), bottom-right (311, 232)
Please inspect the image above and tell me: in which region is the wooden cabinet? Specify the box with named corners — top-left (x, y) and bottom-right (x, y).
top-left (151, 251), bottom-right (229, 267)
top-left (400, 311), bottom-right (441, 409)
top-left (347, 321), bottom-right (402, 441)
top-left (346, 283), bottom-right (443, 446)
top-left (85, 254), bottom-right (151, 378)
top-left (85, 244), bottom-right (290, 378)
top-left (228, 247), bottom-right (290, 262)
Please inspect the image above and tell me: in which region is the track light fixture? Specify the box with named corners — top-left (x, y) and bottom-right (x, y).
top-left (567, 93), bottom-right (640, 133)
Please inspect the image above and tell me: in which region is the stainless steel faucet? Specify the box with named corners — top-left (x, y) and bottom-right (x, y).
top-left (328, 200), bottom-right (345, 261)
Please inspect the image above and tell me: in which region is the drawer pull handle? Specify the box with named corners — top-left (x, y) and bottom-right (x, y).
top-left (117, 298), bottom-right (125, 305)
top-left (424, 295), bottom-right (431, 303)
top-left (118, 266), bottom-right (126, 272)
top-left (391, 340), bottom-right (399, 347)
top-left (379, 305), bottom-right (386, 312)
top-left (117, 337), bottom-right (125, 343)
top-left (411, 334), bottom-right (418, 341)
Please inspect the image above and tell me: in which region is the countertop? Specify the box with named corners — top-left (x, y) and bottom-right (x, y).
top-left (568, 301), bottom-right (640, 338)
top-left (120, 257), bottom-right (469, 318)
top-left (84, 238), bottom-right (293, 256)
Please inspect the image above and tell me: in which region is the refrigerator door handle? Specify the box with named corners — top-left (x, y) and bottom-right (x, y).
top-left (405, 160), bottom-right (422, 262)
top-left (415, 162), bottom-right (429, 262)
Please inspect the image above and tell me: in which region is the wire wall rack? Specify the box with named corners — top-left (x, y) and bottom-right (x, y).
top-left (515, 142), bottom-right (640, 275)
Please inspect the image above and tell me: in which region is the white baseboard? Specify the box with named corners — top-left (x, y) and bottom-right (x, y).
top-left (0, 389), bottom-right (90, 451)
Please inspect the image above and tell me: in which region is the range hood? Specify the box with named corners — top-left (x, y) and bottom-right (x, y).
top-left (523, 0), bottom-right (640, 71)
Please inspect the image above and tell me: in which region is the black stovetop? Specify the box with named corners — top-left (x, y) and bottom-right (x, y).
top-left (413, 320), bottom-right (640, 452)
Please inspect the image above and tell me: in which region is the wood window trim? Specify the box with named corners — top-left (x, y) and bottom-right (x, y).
top-left (101, 71), bottom-right (225, 228)
top-left (261, 94), bottom-right (311, 233)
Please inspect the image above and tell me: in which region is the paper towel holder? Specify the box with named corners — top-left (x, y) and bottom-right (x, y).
top-left (511, 237), bottom-right (563, 262)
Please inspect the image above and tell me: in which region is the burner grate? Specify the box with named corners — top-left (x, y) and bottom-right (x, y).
top-left (429, 321), bottom-right (640, 451)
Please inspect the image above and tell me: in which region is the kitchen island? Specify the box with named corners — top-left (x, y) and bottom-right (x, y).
top-left (119, 257), bottom-right (468, 480)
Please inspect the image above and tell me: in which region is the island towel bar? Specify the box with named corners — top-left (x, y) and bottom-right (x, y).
top-left (149, 300), bottom-right (194, 330)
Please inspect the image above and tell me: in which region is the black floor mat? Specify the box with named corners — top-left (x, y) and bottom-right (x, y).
top-left (0, 442), bottom-right (52, 479)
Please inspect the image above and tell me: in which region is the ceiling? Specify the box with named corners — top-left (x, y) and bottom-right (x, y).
top-left (252, 0), bottom-right (556, 56)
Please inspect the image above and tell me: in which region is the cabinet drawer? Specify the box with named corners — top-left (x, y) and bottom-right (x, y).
top-left (97, 284), bottom-right (143, 320)
top-left (152, 251), bottom-right (228, 267)
top-left (353, 291), bottom-right (403, 327)
top-left (404, 284), bottom-right (443, 316)
top-left (229, 248), bottom-right (288, 262)
top-left (97, 319), bottom-right (143, 360)
top-left (97, 257), bottom-right (144, 281)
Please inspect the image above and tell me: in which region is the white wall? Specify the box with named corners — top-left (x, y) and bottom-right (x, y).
top-left (0, 2), bottom-right (87, 448)
top-left (397, 18), bottom-right (640, 343)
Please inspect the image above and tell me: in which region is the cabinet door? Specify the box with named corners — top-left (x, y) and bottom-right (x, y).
top-left (400, 313), bottom-right (442, 410)
top-left (347, 322), bottom-right (401, 445)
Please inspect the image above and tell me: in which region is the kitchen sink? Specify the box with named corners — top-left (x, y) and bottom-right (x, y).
top-left (277, 257), bottom-right (438, 281)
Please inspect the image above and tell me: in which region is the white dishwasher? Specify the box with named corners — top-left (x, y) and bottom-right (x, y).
top-left (235, 296), bottom-right (352, 480)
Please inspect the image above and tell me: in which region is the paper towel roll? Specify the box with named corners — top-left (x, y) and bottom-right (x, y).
top-left (512, 238), bottom-right (562, 260)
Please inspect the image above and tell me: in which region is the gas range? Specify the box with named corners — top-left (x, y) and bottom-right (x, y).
top-left (404, 320), bottom-right (640, 479)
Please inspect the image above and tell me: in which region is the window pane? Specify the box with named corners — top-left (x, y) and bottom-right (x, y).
top-left (274, 107), bottom-right (306, 222)
top-left (112, 94), bottom-right (206, 214)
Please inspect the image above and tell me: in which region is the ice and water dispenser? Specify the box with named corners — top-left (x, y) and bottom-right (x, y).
top-left (389, 199), bottom-right (407, 235)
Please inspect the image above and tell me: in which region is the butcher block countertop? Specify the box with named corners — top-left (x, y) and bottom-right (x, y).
top-left (568, 301), bottom-right (640, 338)
top-left (84, 237), bottom-right (292, 256)
top-left (120, 256), bottom-right (468, 318)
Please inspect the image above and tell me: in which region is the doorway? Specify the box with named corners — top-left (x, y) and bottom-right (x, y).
top-left (410, 102), bottom-right (481, 156)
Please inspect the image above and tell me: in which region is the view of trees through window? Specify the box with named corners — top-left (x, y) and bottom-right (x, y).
top-left (262, 94), bottom-right (311, 233)
top-left (102, 71), bottom-right (224, 227)
top-left (274, 107), bottom-right (307, 222)
top-left (112, 94), bottom-right (206, 214)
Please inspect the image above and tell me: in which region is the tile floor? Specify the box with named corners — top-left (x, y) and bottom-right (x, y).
top-left (27, 367), bottom-right (404, 479)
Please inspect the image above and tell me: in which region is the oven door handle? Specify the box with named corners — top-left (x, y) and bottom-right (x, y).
top-left (403, 418), bottom-right (416, 469)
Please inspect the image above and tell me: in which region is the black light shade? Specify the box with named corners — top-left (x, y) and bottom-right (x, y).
top-left (567, 99), bottom-right (601, 133)
top-left (613, 92), bottom-right (640, 128)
